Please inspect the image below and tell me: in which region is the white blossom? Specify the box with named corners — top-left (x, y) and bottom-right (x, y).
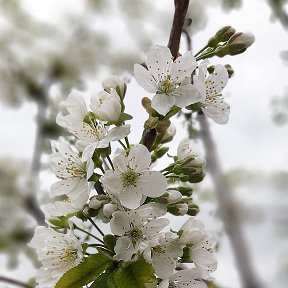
top-left (102, 75), bottom-right (126, 97)
top-left (134, 45), bottom-right (204, 116)
top-left (73, 121), bottom-right (130, 162)
top-left (142, 232), bottom-right (184, 279)
top-left (177, 139), bottom-right (206, 170)
top-left (110, 208), bottom-right (169, 261)
top-left (158, 268), bottom-right (207, 288)
top-left (179, 218), bottom-right (217, 280)
top-left (56, 89), bottom-right (88, 129)
top-left (90, 89), bottom-right (121, 122)
top-left (101, 144), bottom-right (167, 209)
top-left (50, 142), bottom-right (93, 201)
top-left (29, 227), bottom-right (83, 288)
top-left (198, 64), bottom-right (229, 124)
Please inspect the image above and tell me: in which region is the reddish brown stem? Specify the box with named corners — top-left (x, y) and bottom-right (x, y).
top-left (167, 0), bottom-right (190, 59)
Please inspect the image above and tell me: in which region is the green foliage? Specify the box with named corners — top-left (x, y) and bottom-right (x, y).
top-left (55, 253), bottom-right (113, 288)
top-left (107, 257), bottom-right (157, 288)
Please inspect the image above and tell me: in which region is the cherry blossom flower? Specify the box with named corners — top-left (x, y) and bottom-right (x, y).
top-left (198, 64), bottom-right (229, 124)
top-left (179, 218), bottom-right (217, 280)
top-left (29, 227), bottom-right (83, 288)
top-left (142, 232), bottom-right (184, 279)
top-left (90, 88), bottom-right (121, 122)
top-left (101, 144), bottom-right (167, 209)
top-left (50, 142), bottom-right (93, 201)
top-left (110, 208), bottom-right (169, 261)
top-left (134, 45), bottom-right (204, 116)
top-left (158, 268), bottom-right (207, 288)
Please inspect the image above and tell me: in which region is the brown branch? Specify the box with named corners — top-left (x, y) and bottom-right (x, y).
top-left (0, 276), bottom-right (34, 288)
top-left (197, 113), bottom-right (261, 288)
top-left (167, 0), bottom-right (190, 59)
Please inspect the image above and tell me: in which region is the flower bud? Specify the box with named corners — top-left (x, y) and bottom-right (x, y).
top-left (168, 203), bottom-right (188, 216)
top-left (90, 89), bottom-right (121, 122)
top-left (166, 190), bottom-right (182, 204)
top-left (177, 139), bottom-right (206, 172)
top-left (151, 146), bottom-right (169, 162)
top-left (208, 26), bottom-right (236, 47)
top-left (175, 186), bottom-right (193, 197)
top-left (102, 203), bottom-right (118, 218)
top-left (161, 124), bottom-right (176, 143)
top-left (224, 64), bottom-right (235, 78)
top-left (102, 75), bottom-right (126, 99)
top-left (228, 32), bottom-right (255, 49)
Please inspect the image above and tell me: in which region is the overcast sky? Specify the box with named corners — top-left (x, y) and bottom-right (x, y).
top-left (0, 0), bottom-right (288, 287)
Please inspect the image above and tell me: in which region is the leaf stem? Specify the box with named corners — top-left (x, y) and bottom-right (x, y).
top-left (74, 225), bottom-right (104, 244)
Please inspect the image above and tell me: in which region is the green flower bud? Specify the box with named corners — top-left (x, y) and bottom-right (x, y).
top-left (142, 97), bottom-right (159, 117)
top-left (151, 146), bottom-right (169, 162)
top-left (144, 116), bottom-right (159, 129)
top-left (168, 203), bottom-right (188, 216)
top-left (175, 186), bottom-right (193, 197)
top-left (208, 26), bottom-right (236, 47)
top-left (224, 64), bottom-right (235, 78)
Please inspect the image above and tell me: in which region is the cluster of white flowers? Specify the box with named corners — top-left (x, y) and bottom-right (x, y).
top-left (29, 45), bottom-right (232, 288)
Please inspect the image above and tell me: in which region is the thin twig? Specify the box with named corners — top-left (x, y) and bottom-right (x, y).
top-left (197, 113), bottom-right (261, 288)
top-left (0, 276), bottom-right (34, 288)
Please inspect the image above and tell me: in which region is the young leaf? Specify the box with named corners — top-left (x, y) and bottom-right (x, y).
top-left (112, 257), bottom-right (157, 288)
top-left (55, 253), bottom-right (113, 288)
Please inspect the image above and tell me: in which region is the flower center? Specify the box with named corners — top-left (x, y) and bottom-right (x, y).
top-left (59, 246), bottom-right (78, 263)
top-left (83, 112), bottom-right (106, 141)
top-left (128, 227), bottom-right (143, 246)
top-left (152, 245), bottom-right (165, 255)
top-left (158, 79), bottom-right (175, 95)
top-left (121, 169), bottom-right (139, 187)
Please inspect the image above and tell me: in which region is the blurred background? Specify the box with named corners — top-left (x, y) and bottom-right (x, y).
top-left (0, 0), bottom-right (288, 287)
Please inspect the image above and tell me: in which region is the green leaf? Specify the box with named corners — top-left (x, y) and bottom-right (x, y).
top-left (55, 253), bottom-right (113, 288)
top-left (112, 257), bottom-right (157, 288)
top-left (89, 270), bottom-right (111, 288)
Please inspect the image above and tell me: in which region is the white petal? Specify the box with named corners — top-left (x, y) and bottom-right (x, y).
top-left (134, 64), bottom-right (158, 93)
top-left (198, 62), bottom-right (208, 83)
top-left (101, 170), bottom-right (123, 195)
top-left (146, 46), bottom-right (172, 82)
top-left (113, 236), bottom-right (136, 261)
top-left (50, 179), bottom-right (78, 196)
top-left (158, 279), bottom-right (169, 288)
top-left (151, 94), bottom-right (175, 116)
top-left (205, 64), bottom-right (228, 96)
top-left (127, 144), bottom-right (151, 172)
top-left (171, 268), bottom-right (201, 282)
top-left (137, 171), bottom-right (167, 197)
top-left (110, 211), bottom-right (130, 235)
top-left (170, 51), bottom-right (197, 83)
top-left (173, 84), bottom-right (204, 108)
top-left (82, 142), bottom-right (98, 162)
top-left (201, 101), bottom-right (230, 125)
top-left (143, 218), bottom-right (169, 239)
top-left (152, 253), bottom-right (175, 279)
top-left (105, 124), bottom-right (131, 142)
top-left (65, 89), bottom-right (87, 120)
top-left (112, 153), bottom-right (128, 173)
top-left (119, 186), bottom-right (143, 209)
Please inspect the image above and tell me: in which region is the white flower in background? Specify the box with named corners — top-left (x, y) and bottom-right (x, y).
top-left (50, 142), bottom-right (93, 201)
top-left (73, 121), bottom-right (130, 162)
top-left (42, 192), bottom-right (89, 218)
top-left (179, 218), bottom-right (217, 280)
top-left (198, 64), bottom-right (229, 124)
top-left (101, 144), bottom-right (167, 209)
top-left (134, 45), bottom-right (204, 116)
top-left (29, 227), bottom-right (83, 288)
top-left (90, 89), bottom-right (121, 122)
top-left (102, 75), bottom-right (126, 98)
top-left (56, 89), bottom-right (88, 129)
top-left (177, 139), bottom-right (206, 171)
top-left (110, 208), bottom-right (169, 261)
top-left (158, 268), bottom-right (207, 288)
top-left (142, 232), bottom-right (184, 279)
